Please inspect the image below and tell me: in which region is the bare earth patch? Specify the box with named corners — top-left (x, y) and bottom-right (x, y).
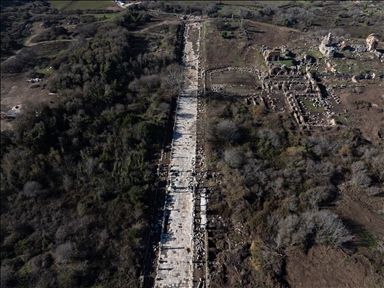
top-left (339, 84), bottom-right (384, 144)
top-left (1, 74), bottom-right (55, 131)
top-left (286, 245), bottom-right (384, 288)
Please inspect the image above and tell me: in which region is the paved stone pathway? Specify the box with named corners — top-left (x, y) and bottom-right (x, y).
top-left (154, 22), bottom-right (201, 288)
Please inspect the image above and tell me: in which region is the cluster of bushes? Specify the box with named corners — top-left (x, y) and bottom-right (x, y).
top-left (203, 97), bottom-right (383, 286)
top-left (272, 6), bottom-right (316, 28)
top-left (1, 6), bottom-right (183, 287)
top-left (1, 1), bottom-right (56, 59)
top-left (1, 48), bottom-right (37, 73)
top-left (0, 1), bottom-right (122, 61)
top-left (1, 14), bottom-right (32, 58)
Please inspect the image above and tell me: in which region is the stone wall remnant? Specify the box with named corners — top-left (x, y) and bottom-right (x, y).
top-left (264, 48), bottom-right (281, 62)
top-left (319, 33), bottom-right (335, 59)
top-left (366, 33), bottom-right (379, 51)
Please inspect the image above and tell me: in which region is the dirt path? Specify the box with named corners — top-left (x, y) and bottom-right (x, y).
top-left (154, 21), bottom-right (201, 288)
top-left (5, 35), bottom-right (74, 62)
top-left (24, 34), bottom-right (74, 48)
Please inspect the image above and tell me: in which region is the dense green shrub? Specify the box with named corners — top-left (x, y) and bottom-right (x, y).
top-left (1, 6), bottom-right (183, 287)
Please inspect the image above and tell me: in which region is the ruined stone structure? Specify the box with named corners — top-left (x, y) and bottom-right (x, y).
top-left (257, 63), bottom-right (338, 127)
top-left (264, 48), bottom-right (281, 62)
top-left (205, 40), bottom-right (344, 128)
top-left (319, 33), bottom-right (335, 59)
top-left (366, 33), bottom-right (379, 51)
top-left (323, 32), bottom-right (332, 45)
top-left (154, 21), bottom-right (202, 288)
top-left (339, 40), bottom-right (348, 51)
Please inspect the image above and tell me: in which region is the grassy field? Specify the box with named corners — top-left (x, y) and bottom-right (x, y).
top-left (47, 0), bottom-right (114, 11)
top-left (46, 1), bottom-right (68, 10)
top-left (168, 1), bottom-right (291, 6)
top-left (30, 41), bottom-right (71, 57)
top-left (280, 59), bottom-right (294, 68)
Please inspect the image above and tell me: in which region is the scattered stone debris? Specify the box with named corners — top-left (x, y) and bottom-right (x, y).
top-left (26, 78), bottom-right (41, 83)
top-left (1, 105), bottom-right (22, 120)
top-left (179, 14), bottom-right (202, 21)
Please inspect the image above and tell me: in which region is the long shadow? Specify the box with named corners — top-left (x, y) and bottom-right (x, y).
top-left (338, 217), bottom-right (375, 249)
top-left (247, 29), bottom-right (265, 34)
top-left (173, 131), bottom-right (182, 141)
top-left (160, 231), bottom-right (175, 244)
top-left (317, 83), bottom-right (329, 98)
top-left (177, 112), bottom-right (195, 119)
top-left (333, 52), bottom-right (344, 59)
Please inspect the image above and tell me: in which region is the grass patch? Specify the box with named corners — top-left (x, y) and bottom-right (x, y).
top-left (232, 59), bottom-right (246, 67)
top-left (336, 62), bottom-right (371, 75)
top-left (46, 1), bottom-right (70, 11)
top-left (304, 49), bottom-right (322, 59)
top-left (47, 0), bottom-right (113, 11)
top-left (279, 59), bottom-right (293, 68)
top-left (358, 231), bottom-right (378, 249)
top-left (96, 13), bottom-right (121, 21)
top-left (337, 63), bottom-right (350, 73)
top-left (339, 115), bottom-right (352, 124)
top-left (35, 66), bottom-right (53, 75)
top-left (31, 41), bottom-right (71, 58)
top-left (302, 99), bottom-right (324, 113)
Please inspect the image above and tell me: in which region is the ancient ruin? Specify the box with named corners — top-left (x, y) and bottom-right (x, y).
top-left (366, 33), bottom-right (379, 51)
top-left (154, 21), bottom-right (204, 288)
top-left (202, 28), bottom-right (384, 131)
top-left (263, 48), bottom-right (281, 62)
top-left (319, 33), bottom-right (335, 59)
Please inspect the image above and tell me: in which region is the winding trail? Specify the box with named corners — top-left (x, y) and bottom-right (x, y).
top-left (24, 35), bottom-right (74, 48)
top-left (154, 21), bottom-right (201, 288)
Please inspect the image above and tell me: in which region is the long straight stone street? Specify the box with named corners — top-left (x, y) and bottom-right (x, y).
top-left (154, 21), bottom-right (201, 288)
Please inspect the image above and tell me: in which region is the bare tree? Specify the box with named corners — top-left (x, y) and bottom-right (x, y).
top-left (53, 242), bottom-right (74, 264)
top-left (23, 181), bottom-right (43, 198)
top-left (303, 185), bottom-right (338, 207)
top-left (242, 158), bottom-right (263, 187)
top-left (351, 161), bottom-right (372, 188)
top-left (203, 2), bottom-right (218, 16)
top-left (275, 214), bottom-right (300, 249)
top-left (303, 210), bottom-right (354, 248)
top-left (161, 63), bottom-right (183, 96)
top-left (1, 265), bottom-right (13, 288)
top-left (215, 120), bottom-right (240, 144)
top-left (258, 128), bottom-right (280, 148)
top-left (223, 149), bottom-right (244, 168)
top-left (351, 170), bottom-right (372, 188)
top-left (368, 187), bottom-right (382, 197)
top-left (305, 159), bottom-right (337, 180)
top-left (239, 7), bottom-right (251, 19)
top-left (351, 161), bottom-right (367, 173)
top-left (307, 136), bottom-right (340, 157)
